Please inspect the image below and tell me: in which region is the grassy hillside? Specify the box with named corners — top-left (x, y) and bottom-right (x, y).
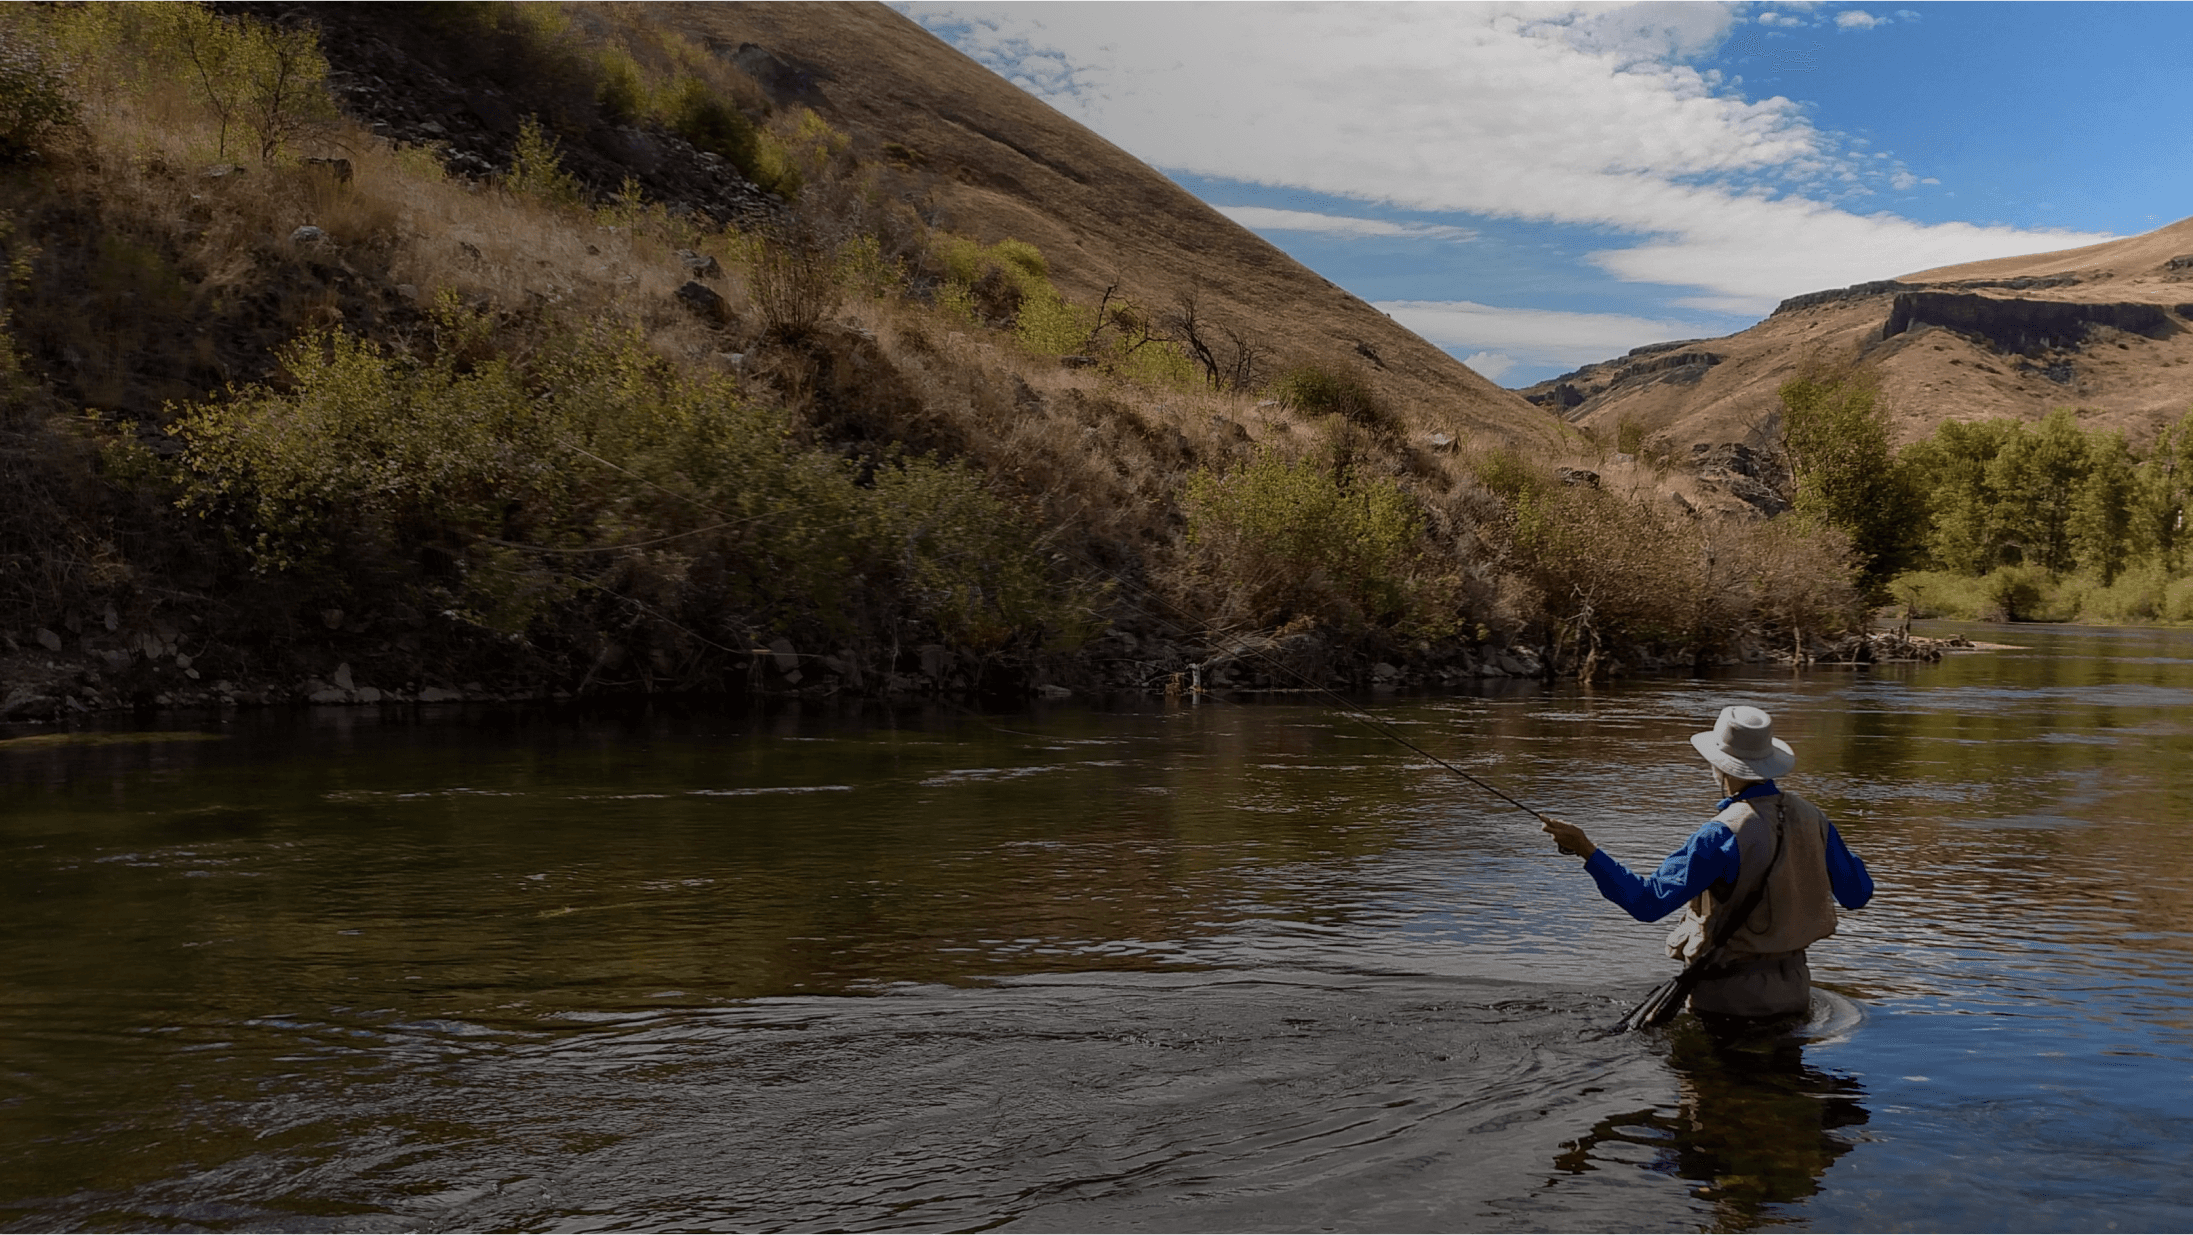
top-left (0, 2), bottom-right (1869, 720)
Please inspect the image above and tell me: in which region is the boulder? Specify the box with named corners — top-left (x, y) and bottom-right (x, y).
top-left (675, 280), bottom-right (731, 325)
top-left (676, 248), bottom-right (723, 279)
top-left (290, 225), bottom-right (329, 246)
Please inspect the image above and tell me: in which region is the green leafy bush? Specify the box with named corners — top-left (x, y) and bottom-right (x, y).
top-left (1183, 451), bottom-right (1425, 629)
top-left (159, 4), bottom-right (334, 162)
top-left (169, 315), bottom-right (1079, 647)
top-left (1013, 288), bottom-right (1093, 356)
top-left (1470, 445), bottom-right (1551, 505)
top-left (1273, 362), bottom-right (1395, 437)
top-left (507, 115), bottom-right (586, 206)
top-left (1614, 414), bottom-right (1646, 456)
top-left (0, 34), bottom-right (75, 162)
top-left (664, 76), bottom-right (767, 186)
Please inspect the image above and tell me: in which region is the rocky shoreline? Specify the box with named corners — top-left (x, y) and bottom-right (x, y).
top-left (0, 626), bottom-right (1966, 724)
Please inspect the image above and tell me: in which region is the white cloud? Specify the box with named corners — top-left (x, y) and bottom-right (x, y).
top-left (1462, 351), bottom-right (1517, 382)
top-left (1213, 205), bottom-right (1475, 243)
top-left (1584, 204), bottom-right (2106, 312)
top-left (1377, 300), bottom-right (1717, 372)
top-left (902, 2), bottom-right (2112, 309)
top-left (1834, 10), bottom-right (1886, 29)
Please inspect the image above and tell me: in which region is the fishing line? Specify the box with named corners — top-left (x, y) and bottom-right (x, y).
top-left (547, 434), bottom-right (1552, 825)
top-left (1045, 540), bottom-right (1557, 827)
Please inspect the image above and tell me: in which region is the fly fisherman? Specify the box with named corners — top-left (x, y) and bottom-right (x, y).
top-left (1538, 705), bottom-right (1874, 1024)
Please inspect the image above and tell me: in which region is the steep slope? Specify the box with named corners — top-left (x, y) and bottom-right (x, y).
top-left (1520, 215), bottom-right (2193, 464)
top-left (650, 1), bottom-right (1557, 449)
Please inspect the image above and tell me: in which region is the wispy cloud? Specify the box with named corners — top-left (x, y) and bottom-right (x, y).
top-left (1213, 206), bottom-right (1476, 243)
top-left (1461, 351), bottom-right (1518, 382)
top-left (1375, 300), bottom-right (1717, 372)
top-left (901, 2), bottom-right (2111, 308)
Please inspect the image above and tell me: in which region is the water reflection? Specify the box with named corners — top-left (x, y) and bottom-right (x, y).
top-left (5, 621), bottom-right (2192, 1230)
top-left (1558, 1015), bottom-right (1870, 1230)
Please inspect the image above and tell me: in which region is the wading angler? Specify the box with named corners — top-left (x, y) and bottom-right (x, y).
top-left (1541, 706), bottom-right (1874, 1028)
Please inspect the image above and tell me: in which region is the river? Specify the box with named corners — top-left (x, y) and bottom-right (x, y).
top-left (3, 621), bottom-right (2190, 1232)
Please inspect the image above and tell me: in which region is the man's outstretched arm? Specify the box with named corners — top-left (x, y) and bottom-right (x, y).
top-left (1543, 817), bottom-right (1741, 923)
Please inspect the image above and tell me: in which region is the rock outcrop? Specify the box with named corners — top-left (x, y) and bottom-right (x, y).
top-left (1517, 214), bottom-right (2193, 458)
top-left (1882, 292), bottom-right (2177, 352)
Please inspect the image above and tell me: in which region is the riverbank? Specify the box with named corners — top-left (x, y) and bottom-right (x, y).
top-left (0, 625), bottom-right (1962, 722)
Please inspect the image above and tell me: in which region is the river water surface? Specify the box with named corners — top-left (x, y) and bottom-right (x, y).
top-left (3, 622), bottom-right (2190, 1232)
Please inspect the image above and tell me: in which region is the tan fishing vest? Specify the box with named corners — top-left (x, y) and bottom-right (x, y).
top-left (1665, 791), bottom-right (1838, 963)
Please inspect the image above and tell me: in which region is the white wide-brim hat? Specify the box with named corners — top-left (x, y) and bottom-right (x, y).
top-left (1690, 705), bottom-right (1795, 780)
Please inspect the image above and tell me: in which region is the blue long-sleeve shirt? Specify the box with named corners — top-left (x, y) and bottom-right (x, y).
top-left (1580, 783), bottom-right (1875, 923)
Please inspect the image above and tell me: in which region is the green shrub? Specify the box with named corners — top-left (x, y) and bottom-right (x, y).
top-left (167, 317), bottom-right (1077, 647)
top-left (1470, 445), bottom-right (1551, 505)
top-left (1183, 451), bottom-right (1424, 629)
top-left (0, 34), bottom-right (75, 162)
top-left (1273, 362), bottom-right (1394, 436)
top-left (1013, 287), bottom-right (1092, 356)
top-left (664, 76), bottom-right (766, 186)
top-left (159, 4), bottom-right (334, 162)
top-left (1615, 414), bottom-right (1646, 456)
top-left (835, 234), bottom-right (904, 299)
top-left (1978, 565), bottom-right (2052, 622)
top-left (990, 238), bottom-right (1047, 283)
top-left (1110, 338), bottom-right (1198, 389)
top-left (594, 46), bottom-right (647, 124)
top-left (507, 115), bottom-right (586, 206)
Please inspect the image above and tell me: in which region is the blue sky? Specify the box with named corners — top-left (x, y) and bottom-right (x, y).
top-left (899, 2), bottom-right (2193, 386)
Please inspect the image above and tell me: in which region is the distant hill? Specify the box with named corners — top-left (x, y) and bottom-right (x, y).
top-left (1519, 216), bottom-right (2193, 458)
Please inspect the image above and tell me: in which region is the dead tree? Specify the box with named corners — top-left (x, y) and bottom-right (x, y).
top-left (1164, 284), bottom-right (1268, 393)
